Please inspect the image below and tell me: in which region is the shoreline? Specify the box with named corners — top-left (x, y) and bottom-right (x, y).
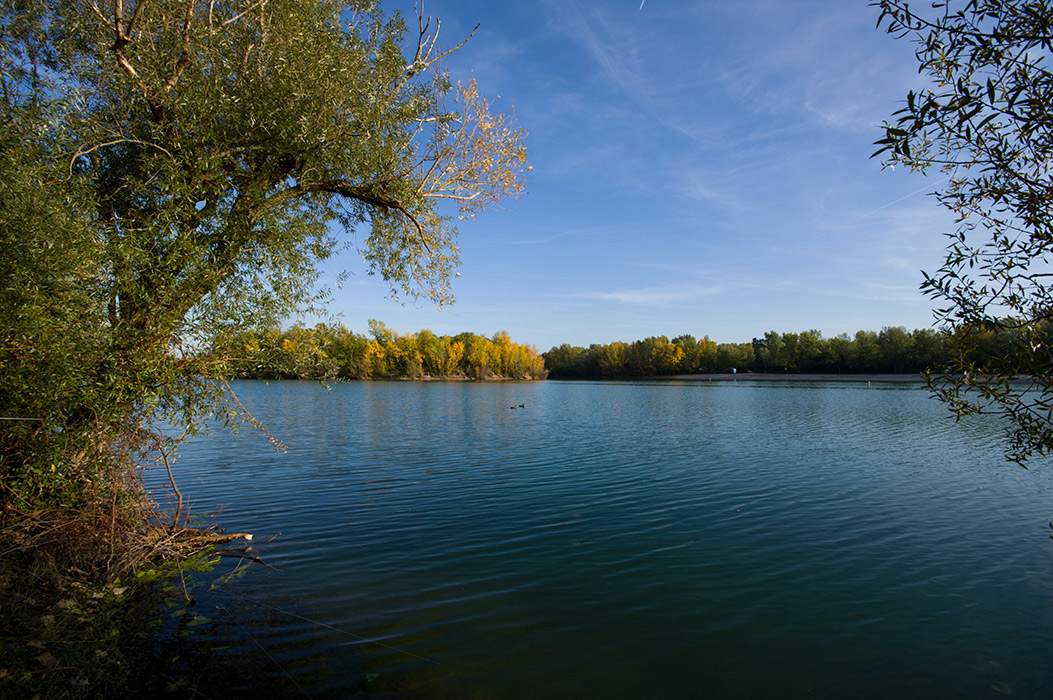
top-left (249, 373), bottom-right (927, 383)
top-left (660, 373), bottom-right (926, 383)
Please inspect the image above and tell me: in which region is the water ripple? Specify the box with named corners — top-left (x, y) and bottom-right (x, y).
top-left (163, 380), bottom-right (1053, 699)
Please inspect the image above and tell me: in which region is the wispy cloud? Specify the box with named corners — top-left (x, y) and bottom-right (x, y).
top-left (583, 284), bottom-right (725, 305)
top-left (539, 0), bottom-right (732, 148)
top-left (543, 1), bottom-right (650, 98)
top-left (851, 281), bottom-right (928, 304)
top-left (506, 224), bottom-right (609, 246)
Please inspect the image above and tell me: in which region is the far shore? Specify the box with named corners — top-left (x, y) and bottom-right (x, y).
top-left (661, 372), bottom-right (926, 383)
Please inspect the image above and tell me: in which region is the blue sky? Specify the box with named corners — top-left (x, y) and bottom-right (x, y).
top-left (315, 0), bottom-right (954, 351)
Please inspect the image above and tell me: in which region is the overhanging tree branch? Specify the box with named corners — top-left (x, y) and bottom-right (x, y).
top-left (874, 0), bottom-right (1053, 461)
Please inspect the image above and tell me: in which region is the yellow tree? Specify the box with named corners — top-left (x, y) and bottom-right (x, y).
top-left (442, 338), bottom-right (466, 376)
top-left (698, 337), bottom-right (719, 373)
top-left (364, 340), bottom-right (386, 378)
top-left (652, 338), bottom-right (685, 375)
top-left (492, 331), bottom-right (513, 375)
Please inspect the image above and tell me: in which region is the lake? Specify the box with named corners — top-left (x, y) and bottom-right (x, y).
top-left (162, 379), bottom-right (1053, 698)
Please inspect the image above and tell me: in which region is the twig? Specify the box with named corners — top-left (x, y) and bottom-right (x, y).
top-left (222, 380), bottom-right (286, 453)
top-left (214, 550), bottom-right (280, 570)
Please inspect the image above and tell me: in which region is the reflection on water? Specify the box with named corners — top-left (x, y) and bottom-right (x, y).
top-left (161, 380), bottom-right (1053, 699)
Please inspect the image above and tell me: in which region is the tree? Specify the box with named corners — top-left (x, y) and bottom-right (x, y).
top-left (1, 0), bottom-right (527, 553)
top-left (851, 330), bottom-right (881, 372)
top-left (752, 331), bottom-right (787, 371)
top-left (543, 344), bottom-right (584, 377)
top-left (599, 341), bottom-right (628, 375)
top-left (828, 333), bottom-right (854, 372)
top-left (911, 327), bottom-right (949, 372)
top-left (652, 337), bottom-right (685, 374)
top-left (465, 334), bottom-right (496, 378)
top-left (417, 328), bottom-right (442, 375)
top-left (874, 0), bottom-right (1053, 460)
top-left (491, 330), bottom-right (513, 374)
top-left (672, 334), bottom-right (700, 373)
top-left (697, 336), bottom-right (719, 372)
top-left (797, 329), bottom-right (826, 371)
top-left (718, 342), bottom-right (754, 372)
top-left (878, 326), bottom-right (912, 373)
top-left (441, 336), bottom-right (465, 376)
top-left (393, 332), bottom-right (423, 377)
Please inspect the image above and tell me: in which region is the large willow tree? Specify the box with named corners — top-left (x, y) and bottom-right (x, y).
top-left (0, 0), bottom-right (526, 544)
top-left (874, 0), bottom-right (1053, 462)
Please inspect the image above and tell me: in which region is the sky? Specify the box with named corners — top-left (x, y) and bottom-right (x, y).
top-left (312, 0), bottom-right (955, 351)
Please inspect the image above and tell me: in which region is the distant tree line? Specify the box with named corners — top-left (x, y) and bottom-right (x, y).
top-left (542, 326), bottom-right (1039, 378)
top-left (217, 321), bottom-right (548, 380)
top-left (219, 322), bottom-right (1045, 382)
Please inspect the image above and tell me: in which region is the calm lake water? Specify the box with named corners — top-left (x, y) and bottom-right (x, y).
top-left (163, 379), bottom-right (1053, 699)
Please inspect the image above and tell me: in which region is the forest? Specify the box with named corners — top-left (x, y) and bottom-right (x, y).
top-left (218, 321), bottom-right (548, 380)
top-left (541, 325), bottom-right (1035, 379)
top-left (223, 322), bottom-right (1042, 382)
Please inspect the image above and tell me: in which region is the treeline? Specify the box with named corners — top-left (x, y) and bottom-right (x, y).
top-left (217, 320), bottom-right (548, 380)
top-left (543, 327), bottom-right (957, 378)
top-left (220, 322), bottom-right (1041, 382)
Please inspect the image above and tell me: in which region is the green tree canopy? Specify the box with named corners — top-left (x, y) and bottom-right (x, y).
top-left (0, 0), bottom-right (526, 519)
top-left (543, 327), bottom-right (950, 378)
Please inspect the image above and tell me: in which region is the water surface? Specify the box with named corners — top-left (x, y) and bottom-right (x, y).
top-left (165, 380), bottom-right (1053, 698)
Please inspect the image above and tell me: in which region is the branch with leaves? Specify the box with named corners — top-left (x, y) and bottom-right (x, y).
top-left (873, 0), bottom-right (1053, 461)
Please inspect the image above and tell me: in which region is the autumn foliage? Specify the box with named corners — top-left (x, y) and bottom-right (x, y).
top-left (217, 321), bottom-right (547, 380)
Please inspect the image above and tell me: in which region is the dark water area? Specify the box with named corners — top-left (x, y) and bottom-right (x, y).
top-left (162, 379), bottom-right (1053, 698)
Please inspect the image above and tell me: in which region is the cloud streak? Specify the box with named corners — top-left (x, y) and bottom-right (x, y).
top-left (583, 284), bottom-right (725, 305)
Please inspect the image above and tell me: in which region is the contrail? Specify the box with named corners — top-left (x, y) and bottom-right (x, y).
top-left (639, 0), bottom-right (645, 8)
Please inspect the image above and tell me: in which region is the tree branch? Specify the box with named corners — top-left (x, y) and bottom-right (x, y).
top-left (221, 0), bottom-right (269, 28)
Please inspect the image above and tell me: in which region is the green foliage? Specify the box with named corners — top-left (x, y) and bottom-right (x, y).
top-left (0, 0), bottom-right (527, 687)
top-left (1, 0), bottom-right (526, 509)
top-left (543, 327), bottom-right (951, 378)
top-left (217, 321), bottom-right (548, 380)
top-left (874, 0), bottom-right (1053, 461)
